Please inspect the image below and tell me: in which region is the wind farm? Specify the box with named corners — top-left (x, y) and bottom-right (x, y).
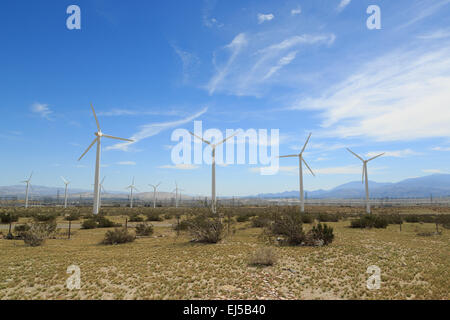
top-left (1, 0), bottom-right (449, 303)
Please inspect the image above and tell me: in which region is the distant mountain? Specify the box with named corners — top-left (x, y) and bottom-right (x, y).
top-left (255, 174), bottom-right (450, 199)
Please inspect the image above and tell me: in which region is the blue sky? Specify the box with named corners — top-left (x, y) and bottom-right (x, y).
top-left (1, 0), bottom-right (450, 197)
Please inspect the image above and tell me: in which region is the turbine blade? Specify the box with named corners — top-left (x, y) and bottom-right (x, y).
top-left (189, 131), bottom-right (211, 145)
top-left (216, 131), bottom-right (239, 146)
top-left (362, 166), bottom-right (365, 184)
top-left (347, 148), bottom-right (364, 161)
top-left (367, 153), bottom-right (385, 162)
top-left (279, 154), bottom-right (298, 158)
top-left (91, 103), bottom-right (101, 131)
top-left (300, 133), bottom-right (312, 154)
top-left (78, 138), bottom-right (98, 161)
top-left (102, 134), bottom-right (134, 142)
top-left (29, 171), bottom-right (33, 180)
top-left (61, 176), bottom-right (68, 184)
top-left (101, 176), bottom-right (106, 185)
top-left (302, 158), bottom-right (315, 176)
top-left (156, 182), bottom-right (161, 188)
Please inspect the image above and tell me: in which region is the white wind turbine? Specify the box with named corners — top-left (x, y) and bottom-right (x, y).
top-left (347, 149), bottom-right (384, 214)
top-left (189, 131), bottom-right (239, 215)
top-left (279, 133), bottom-right (315, 213)
top-left (78, 104), bottom-right (134, 214)
top-left (61, 176), bottom-right (70, 208)
top-left (172, 182), bottom-right (184, 208)
top-left (21, 172), bottom-right (33, 208)
top-left (126, 177), bottom-right (139, 208)
top-left (149, 182), bottom-right (162, 208)
top-left (93, 177), bottom-right (106, 208)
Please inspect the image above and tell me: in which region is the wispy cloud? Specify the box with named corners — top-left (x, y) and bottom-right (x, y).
top-left (337, 0), bottom-right (351, 12)
top-left (257, 13), bottom-right (274, 24)
top-left (417, 28), bottom-right (450, 40)
top-left (207, 33), bottom-right (335, 96)
top-left (97, 109), bottom-right (180, 117)
top-left (250, 164), bottom-right (365, 175)
top-left (208, 33), bottom-right (248, 95)
top-left (432, 146), bottom-right (450, 151)
top-left (291, 43), bottom-right (450, 141)
top-left (366, 149), bottom-right (421, 158)
top-left (31, 103), bottom-right (52, 120)
top-left (117, 161), bottom-right (136, 166)
top-left (422, 168), bottom-right (446, 174)
top-left (158, 164), bottom-right (199, 170)
top-left (397, 0), bottom-right (450, 29)
top-left (202, 0), bottom-right (223, 28)
top-left (106, 107), bottom-right (208, 151)
top-left (172, 45), bottom-right (200, 83)
top-left (291, 7), bottom-right (302, 16)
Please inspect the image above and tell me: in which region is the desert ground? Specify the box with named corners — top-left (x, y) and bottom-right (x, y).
top-left (0, 206), bottom-right (449, 300)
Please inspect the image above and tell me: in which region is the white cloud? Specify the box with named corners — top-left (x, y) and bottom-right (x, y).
top-left (418, 29), bottom-right (450, 40)
top-left (207, 33), bottom-right (335, 96)
top-left (159, 164), bottom-right (199, 170)
top-left (422, 169), bottom-right (446, 174)
top-left (208, 33), bottom-right (248, 95)
top-left (366, 149), bottom-right (420, 158)
top-left (97, 109), bottom-right (179, 117)
top-left (31, 103), bottom-right (52, 120)
top-left (117, 161), bottom-right (136, 166)
top-left (291, 7), bottom-right (302, 16)
top-left (397, 0), bottom-right (450, 29)
top-left (291, 44), bottom-right (450, 141)
top-left (432, 146), bottom-right (450, 151)
top-left (172, 45), bottom-right (200, 83)
top-left (250, 164), bottom-right (364, 175)
top-left (337, 0), bottom-right (351, 12)
top-left (106, 107), bottom-right (208, 151)
top-left (257, 13), bottom-right (274, 24)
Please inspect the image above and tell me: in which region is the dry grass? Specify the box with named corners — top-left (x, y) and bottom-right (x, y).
top-left (0, 206), bottom-right (449, 300)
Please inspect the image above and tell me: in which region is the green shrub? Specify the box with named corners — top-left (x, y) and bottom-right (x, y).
top-left (236, 215), bottom-right (250, 222)
top-left (251, 215), bottom-right (271, 228)
top-left (96, 216), bottom-right (118, 228)
top-left (300, 214), bottom-right (314, 224)
top-left (0, 212), bottom-right (18, 224)
top-left (307, 223), bottom-right (334, 245)
top-left (173, 219), bottom-right (189, 231)
top-left (146, 212), bottom-right (163, 222)
top-left (404, 215), bottom-right (420, 223)
top-left (267, 211), bottom-right (305, 246)
top-left (135, 223), bottom-right (153, 236)
top-left (350, 215), bottom-right (388, 229)
top-left (33, 213), bottom-right (57, 222)
top-left (23, 222), bottom-right (56, 247)
top-left (185, 215), bottom-right (224, 243)
top-left (81, 219), bottom-right (97, 229)
top-left (317, 213), bottom-right (339, 222)
top-left (102, 228), bottom-right (135, 245)
top-left (64, 212), bottom-right (80, 221)
top-left (129, 213), bottom-right (144, 222)
top-left (14, 224), bottom-right (30, 238)
top-left (248, 247), bottom-right (277, 266)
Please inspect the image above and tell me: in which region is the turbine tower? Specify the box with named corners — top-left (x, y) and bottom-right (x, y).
top-left (172, 182), bottom-right (183, 208)
top-left (347, 148), bottom-right (384, 214)
top-left (126, 177), bottom-right (138, 208)
top-left (93, 177), bottom-right (106, 208)
top-left (189, 131), bottom-right (238, 215)
top-left (279, 133), bottom-right (315, 213)
top-left (21, 172), bottom-right (33, 208)
top-left (149, 182), bottom-right (162, 208)
top-left (61, 176), bottom-right (70, 208)
top-left (78, 104), bottom-right (134, 214)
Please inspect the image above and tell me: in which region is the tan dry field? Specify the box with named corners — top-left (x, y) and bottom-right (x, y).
top-left (0, 206), bottom-right (449, 300)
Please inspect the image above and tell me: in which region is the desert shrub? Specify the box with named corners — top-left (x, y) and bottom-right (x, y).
top-left (248, 247), bottom-right (277, 266)
top-left (317, 213), bottom-right (339, 222)
top-left (306, 223), bottom-right (334, 246)
top-left (135, 223), bottom-right (153, 236)
top-left (386, 214), bottom-right (403, 225)
top-left (266, 211), bottom-right (305, 246)
top-left (404, 215), bottom-right (420, 223)
top-left (350, 215), bottom-right (388, 229)
top-left (102, 228), bottom-right (135, 245)
top-left (437, 215), bottom-right (450, 229)
top-left (185, 215), bottom-right (224, 243)
top-left (300, 213), bottom-right (314, 224)
top-left (251, 215), bottom-right (271, 228)
top-left (236, 215), bottom-right (250, 222)
top-left (23, 222), bottom-right (56, 247)
top-left (14, 224), bottom-right (30, 238)
top-left (146, 212), bottom-right (163, 222)
top-left (64, 212), bottom-right (80, 221)
top-left (0, 212), bottom-right (18, 224)
top-left (129, 213), bottom-right (144, 222)
top-left (33, 213), bottom-right (57, 222)
top-left (173, 219), bottom-right (189, 231)
top-left (81, 219), bottom-right (97, 229)
top-left (96, 216), bottom-right (118, 228)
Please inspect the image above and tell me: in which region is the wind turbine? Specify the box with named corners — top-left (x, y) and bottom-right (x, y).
top-left (347, 149), bottom-right (384, 214)
top-left (78, 104), bottom-right (134, 214)
top-left (126, 177), bottom-right (139, 208)
top-left (93, 177), bottom-right (106, 208)
top-left (172, 182), bottom-right (184, 208)
top-left (61, 176), bottom-right (70, 208)
top-left (189, 131), bottom-right (239, 215)
top-left (149, 182), bottom-right (161, 208)
top-left (279, 133), bottom-right (315, 213)
top-left (21, 172), bottom-right (33, 208)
